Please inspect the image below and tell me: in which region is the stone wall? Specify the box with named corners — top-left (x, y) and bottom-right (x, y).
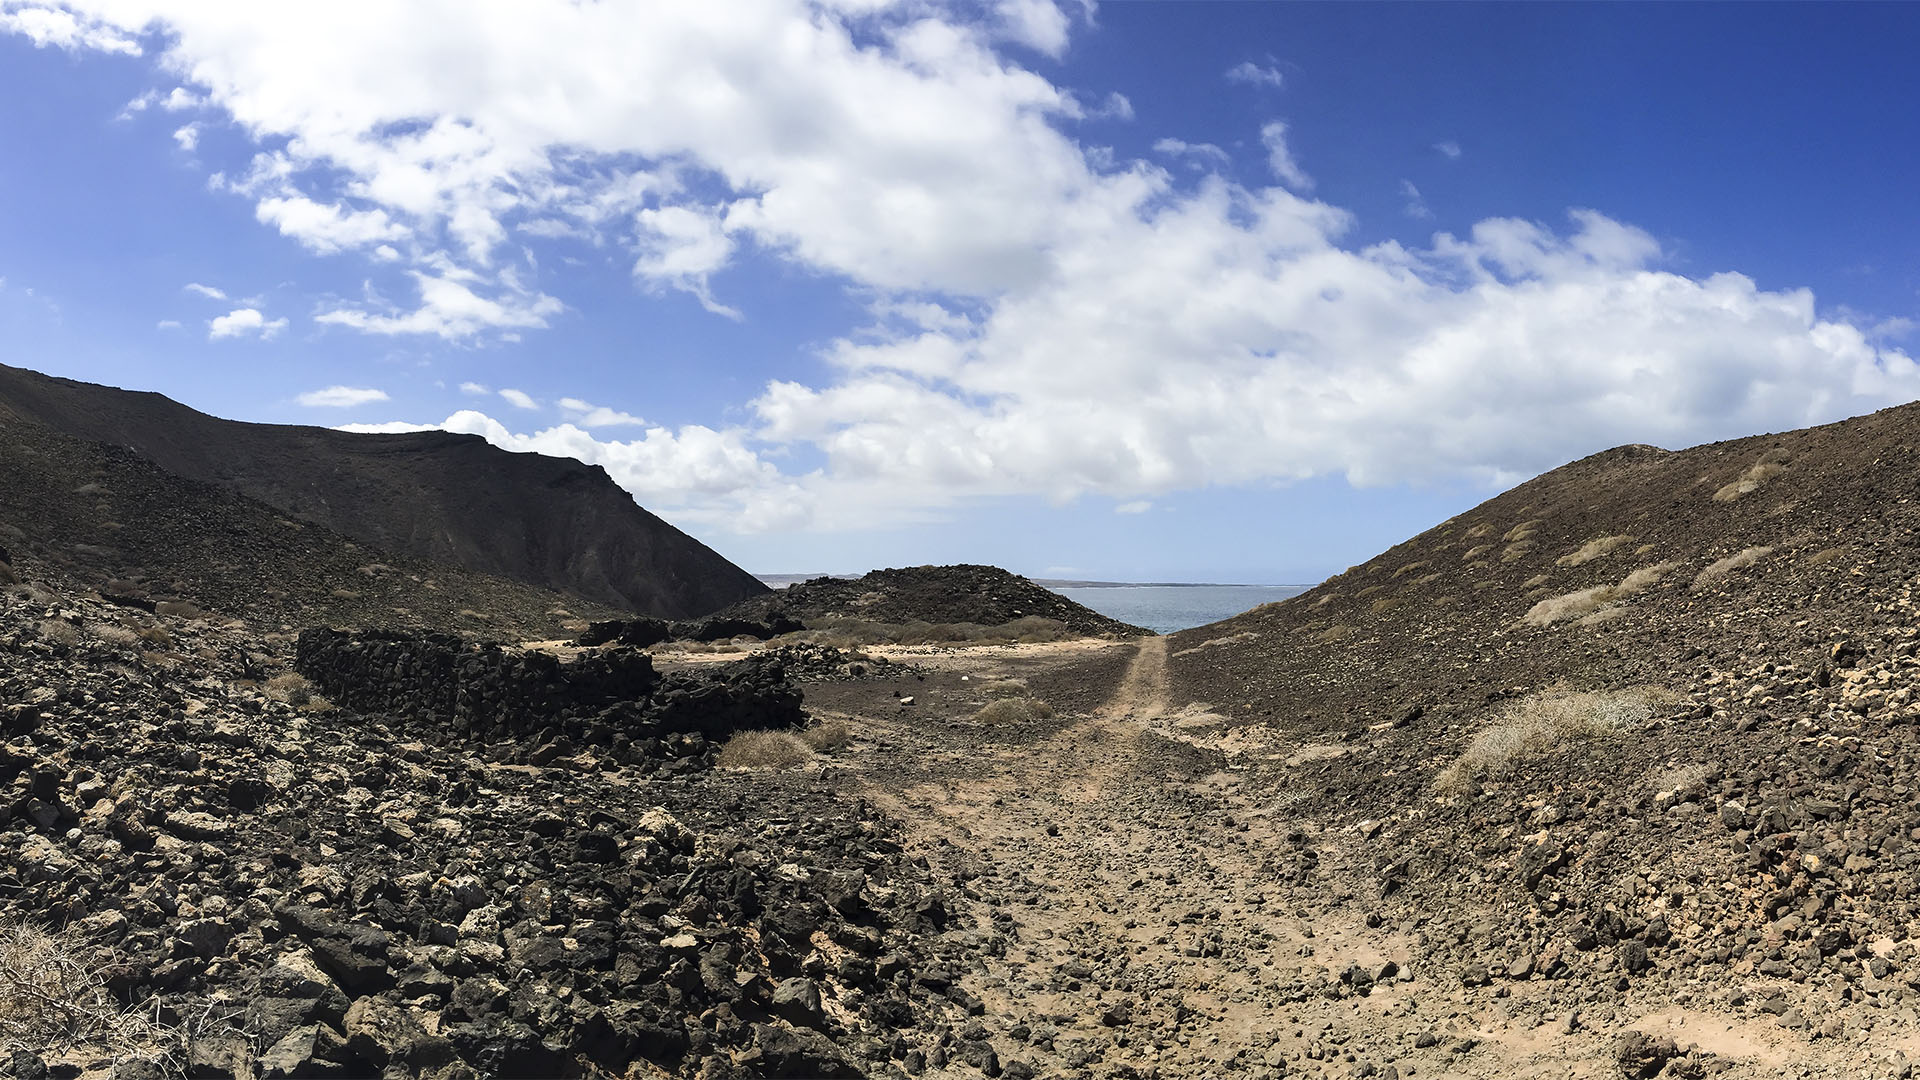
top-left (294, 628), bottom-right (802, 744)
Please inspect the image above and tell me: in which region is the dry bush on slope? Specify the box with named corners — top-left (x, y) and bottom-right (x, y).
top-left (1435, 689), bottom-right (1653, 793)
top-left (716, 731), bottom-right (814, 770)
top-left (0, 920), bottom-right (181, 1067)
top-left (1556, 535), bottom-right (1634, 568)
top-left (798, 719), bottom-right (851, 752)
top-left (1692, 546), bottom-right (1773, 591)
top-left (1521, 562), bottom-right (1680, 627)
top-left (1713, 450), bottom-right (1789, 502)
top-left (973, 698), bottom-right (1055, 725)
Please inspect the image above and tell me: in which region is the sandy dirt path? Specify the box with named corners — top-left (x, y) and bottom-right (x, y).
top-left (830, 639), bottom-right (1875, 1079)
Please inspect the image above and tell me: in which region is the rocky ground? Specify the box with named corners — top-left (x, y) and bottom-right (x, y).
top-left (708, 566), bottom-right (1149, 640)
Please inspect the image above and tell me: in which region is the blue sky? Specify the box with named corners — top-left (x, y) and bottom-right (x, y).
top-left (2, 2), bottom-right (1916, 584)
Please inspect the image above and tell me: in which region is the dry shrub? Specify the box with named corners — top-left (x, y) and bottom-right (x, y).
top-left (1500, 542), bottom-right (1534, 563)
top-left (1462, 544), bottom-right (1493, 561)
top-left (1712, 458), bottom-right (1787, 502)
top-left (1522, 562), bottom-right (1679, 627)
top-left (1391, 561), bottom-right (1428, 579)
top-left (264, 672), bottom-right (314, 706)
top-left (34, 620), bottom-right (79, 647)
top-left (1315, 624), bottom-right (1355, 643)
top-left (87, 623), bottom-right (139, 648)
top-left (1692, 546), bottom-right (1773, 591)
top-left (1503, 520), bottom-right (1541, 542)
top-left (1369, 595), bottom-right (1405, 614)
top-left (0, 563), bottom-right (13, 587)
top-left (1356, 585), bottom-right (1386, 598)
top-left (1465, 523), bottom-right (1493, 539)
top-left (716, 730), bottom-right (814, 770)
top-left (1471, 580), bottom-right (1496, 590)
top-left (0, 919), bottom-right (181, 1065)
top-left (1805, 547), bottom-right (1846, 567)
top-left (973, 698), bottom-right (1055, 725)
top-left (1556, 535), bottom-right (1633, 568)
top-left (798, 719), bottom-right (850, 752)
top-left (154, 600), bottom-right (206, 620)
top-left (329, 588), bottom-right (363, 600)
top-left (136, 626), bottom-right (173, 648)
top-left (1435, 689), bottom-right (1652, 792)
top-left (1521, 574), bottom-right (1551, 589)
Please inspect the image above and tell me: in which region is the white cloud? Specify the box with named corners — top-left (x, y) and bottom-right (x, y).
top-left (13, 1), bottom-right (1920, 539)
top-left (634, 205), bottom-right (740, 318)
top-left (458, 381), bottom-right (489, 395)
top-left (255, 196), bottom-right (407, 255)
top-left (1435, 140), bottom-right (1463, 160)
top-left (156, 319), bottom-right (181, 330)
top-left (297, 385), bottom-right (389, 407)
top-left (994, 0), bottom-right (1068, 57)
top-left (1400, 179), bottom-right (1431, 220)
top-left (171, 123), bottom-right (198, 151)
top-left (316, 271), bottom-right (561, 338)
top-left (1153, 138), bottom-right (1229, 166)
top-left (1115, 500), bottom-right (1151, 514)
top-left (183, 282), bottom-right (227, 300)
top-left (207, 307), bottom-right (287, 340)
top-left (1087, 91), bottom-right (1133, 121)
top-left (1259, 121), bottom-right (1312, 192)
top-left (497, 388), bottom-right (538, 410)
top-left (1225, 61), bottom-right (1284, 89)
top-left (0, 4), bottom-right (138, 54)
top-left (558, 397), bottom-right (645, 427)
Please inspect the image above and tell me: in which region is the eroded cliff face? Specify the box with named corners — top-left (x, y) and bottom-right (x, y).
top-left (0, 363), bottom-right (765, 619)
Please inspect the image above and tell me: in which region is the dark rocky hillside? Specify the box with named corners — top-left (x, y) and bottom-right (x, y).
top-left (0, 363), bottom-right (764, 619)
top-left (1161, 398), bottom-right (1920, 1050)
top-left (0, 416), bottom-right (615, 638)
top-left (714, 564), bottom-right (1150, 638)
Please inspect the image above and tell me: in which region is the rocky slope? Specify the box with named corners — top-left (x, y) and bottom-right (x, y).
top-left (714, 565), bottom-right (1149, 639)
top-left (0, 560), bottom-right (1003, 1080)
top-left (1145, 398), bottom-right (1920, 1073)
top-left (0, 363), bottom-right (764, 619)
top-left (0, 415), bottom-right (614, 640)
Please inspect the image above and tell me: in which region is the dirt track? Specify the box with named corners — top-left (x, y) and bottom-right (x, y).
top-left (798, 638), bottom-right (1911, 1080)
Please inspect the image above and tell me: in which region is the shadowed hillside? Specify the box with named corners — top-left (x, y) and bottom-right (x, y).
top-left (0, 363), bottom-right (765, 619)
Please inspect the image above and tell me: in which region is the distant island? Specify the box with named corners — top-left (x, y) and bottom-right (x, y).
top-left (756, 572), bottom-right (1303, 589)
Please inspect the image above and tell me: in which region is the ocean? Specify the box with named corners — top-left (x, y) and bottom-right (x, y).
top-left (1048, 584), bottom-right (1309, 635)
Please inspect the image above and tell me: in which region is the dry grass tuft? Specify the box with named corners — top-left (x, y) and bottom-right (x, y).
top-left (973, 698), bottom-right (1055, 725)
top-left (1315, 624), bottom-right (1355, 643)
top-left (1522, 562), bottom-right (1679, 627)
top-left (1713, 457), bottom-right (1787, 502)
top-left (798, 719), bottom-right (850, 752)
top-left (1462, 544), bottom-right (1493, 561)
top-left (34, 620), bottom-right (79, 647)
top-left (1465, 523), bottom-right (1493, 539)
top-left (0, 919), bottom-right (182, 1066)
top-left (1556, 535), bottom-right (1634, 568)
top-left (716, 730), bottom-right (814, 770)
top-left (1692, 546), bottom-right (1773, 591)
top-left (1390, 561), bottom-right (1429, 579)
top-left (1805, 547), bottom-right (1846, 567)
top-left (1435, 689), bottom-right (1651, 792)
top-left (1521, 574), bottom-right (1551, 590)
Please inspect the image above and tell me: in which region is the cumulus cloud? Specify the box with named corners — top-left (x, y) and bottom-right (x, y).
top-left (1225, 61), bottom-right (1285, 89)
top-left (0, 3), bottom-right (137, 54)
top-left (15, 1), bottom-right (1920, 537)
top-left (994, 0), bottom-right (1069, 57)
top-left (208, 307), bottom-right (287, 340)
top-left (1153, 139), bottom-right (1229, 166)
top-left (558, 397), bottom-right (645, 427)
top-left (297, 385), bottom-right (389, 407)
top-left (1400, 179), bottom-right (1432, 220)
top-left (458, 381), bottom-right (489, 395)
top-left (255, 196), bottom-right (407, 255)
top-left (1259, 121), bottom-right (1312, 192)
top-left (497, 388), bottom-right (538, 410)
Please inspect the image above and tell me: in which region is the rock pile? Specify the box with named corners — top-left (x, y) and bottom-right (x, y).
top-left (0, 573), bottom-right (995, 1079)
top-left (294, 628), bottom-right (804, 744)
top-left (575, 613), bottom-right (808, 648)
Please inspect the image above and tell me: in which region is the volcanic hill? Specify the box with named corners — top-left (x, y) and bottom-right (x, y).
top-left (0, 363), bottom-right (764, 620)
top-left (713, 563), bottom-right (1150, 638)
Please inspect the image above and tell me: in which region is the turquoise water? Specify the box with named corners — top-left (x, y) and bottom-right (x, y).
top-left (1050, 584), bottom-right (1309, 634)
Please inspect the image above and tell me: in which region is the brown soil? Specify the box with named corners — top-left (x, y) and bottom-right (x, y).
top-left (795, 633), bottom-right (1920, 1078)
